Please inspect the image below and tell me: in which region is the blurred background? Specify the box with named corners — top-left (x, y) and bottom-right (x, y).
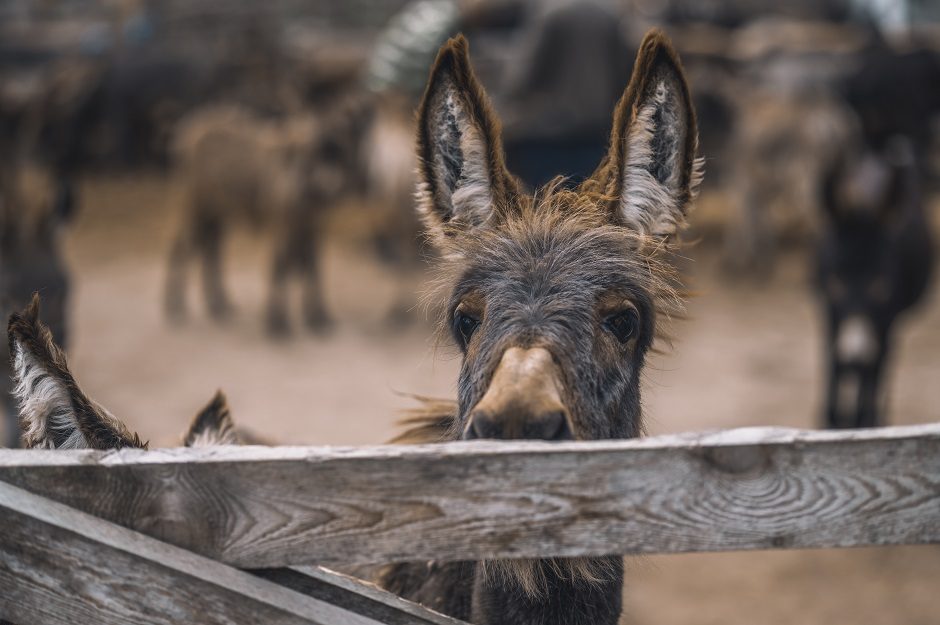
top-left (1, 0), bottom-right (939, 623)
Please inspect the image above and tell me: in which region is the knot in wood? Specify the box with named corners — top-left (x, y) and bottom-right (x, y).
top-left (700, 445), bottom-right (769, 476)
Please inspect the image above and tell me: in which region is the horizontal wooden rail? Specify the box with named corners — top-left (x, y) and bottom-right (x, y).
top-left (0, 424), bottom-right (938, 569)
top-left (0, 481), bottom-right (465, 625)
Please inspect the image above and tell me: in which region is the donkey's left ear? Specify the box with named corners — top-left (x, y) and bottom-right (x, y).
top-left (596, 29), bottom-right (702, 238)
top-left (416, 35), bottom-right (513, 241)
top-left (182, 390), bottom-right (238, 447)
top-left (8, 294), bottom-right (145, 450)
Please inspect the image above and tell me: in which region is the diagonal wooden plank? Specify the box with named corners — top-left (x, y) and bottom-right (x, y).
top-left (0, 424), bottom-right (938, 569)
top-left (252, 566), bottom-right (465, 625)
top-left (0, 481), bottom-right (464, 625)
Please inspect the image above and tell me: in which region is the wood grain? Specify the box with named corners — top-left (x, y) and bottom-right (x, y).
top-left (253, 567), bottom-right (466, 625)
top-left (1, 424), bottom-right (937, 569)
top-left (0, 481), bottom-right (391, 625)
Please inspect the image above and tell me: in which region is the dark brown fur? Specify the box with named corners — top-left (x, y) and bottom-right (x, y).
top-left (378, 30), bottom-right (701, 625)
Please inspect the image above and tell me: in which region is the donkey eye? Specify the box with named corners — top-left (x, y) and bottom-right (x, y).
top-left (454, 311), bottom-right (481, 348)
top-left (604, 309), bottom-right (639, 344)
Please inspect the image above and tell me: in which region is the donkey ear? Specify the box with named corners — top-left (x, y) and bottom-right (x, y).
top-left (182, 390), bottom-right (238, 447)
top-left (8, 294), bottom-right (144, 450)
top-left (416, 35), bottom-right (512, 240)
top-left (595, 29), bottom-right (701, 238)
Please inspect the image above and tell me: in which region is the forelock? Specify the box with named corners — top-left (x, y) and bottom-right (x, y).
top-left (421, 184), bottom-right (686, 347)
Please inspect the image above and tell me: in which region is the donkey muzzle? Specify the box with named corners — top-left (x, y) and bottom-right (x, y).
top-left (464, 347), bottom-right (573, 441)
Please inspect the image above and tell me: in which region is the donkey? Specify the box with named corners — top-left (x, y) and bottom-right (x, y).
top-left (8, 294), bottom-right (238, 450)
top-left (816, 136), bottom-right (933, 429)
top-left (164, 101), bottom-right (364, 335)
top-left (0, 162), bottom-right (74, 447)
top-left (2, 297), bottom-right (252, 625)
top-left (376, 30), bottom-right (701, 625)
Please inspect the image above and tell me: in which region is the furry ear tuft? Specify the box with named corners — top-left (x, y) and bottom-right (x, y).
top-left (416, 35), bottom-right (513, 241)
top-left (593, 29), bottom-right (702, 238)
top-left (183, 390), bottom-right (238, 447)
top-left (8, 293), bottom-right (144, 450)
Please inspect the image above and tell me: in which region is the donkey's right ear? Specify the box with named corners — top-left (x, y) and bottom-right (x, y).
top-left (592, 29), bottom-right (701, 238)
top-left (8, 294), bottom-right (144, 450)
top-left (416, 35), bottom-right (512, 241)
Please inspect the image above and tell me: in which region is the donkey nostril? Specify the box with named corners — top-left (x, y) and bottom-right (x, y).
top-left (466, 410), bottom-right (499, 440)
top-left (528, 410), bottom-right (570, 441)
top-left (465, 408), bottom-right (572, 441)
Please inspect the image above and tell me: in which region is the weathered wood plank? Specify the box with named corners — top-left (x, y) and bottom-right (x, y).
top-left (0, 481), bottom-right (464, 625)
top-left (252, 566), bottom-right (466, 625)
top-left (0, 424), bottom-right (937, 568)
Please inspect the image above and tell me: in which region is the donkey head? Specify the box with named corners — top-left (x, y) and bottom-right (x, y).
top-left (9, 294), bottom-right (236, 449)
top-left (418, 31), bottom-right (700, 442)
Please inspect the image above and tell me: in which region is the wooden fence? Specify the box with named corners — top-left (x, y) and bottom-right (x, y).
top-left (1, 423), bottom-right (938, 624)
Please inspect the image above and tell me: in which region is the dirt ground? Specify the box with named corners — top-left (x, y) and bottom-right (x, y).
top-left (38, 173), bottom-right (940, 624)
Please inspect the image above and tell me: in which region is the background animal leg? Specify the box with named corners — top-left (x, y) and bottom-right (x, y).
top-left (856, 365), bottom-right (884, 429)
top-left (266, 244), bottom-right (293, 337)
top-left (298, 230), bottom-right (331, 333)
top-left (825, 360), bottom-right (884, 430)
top-left (824, 360), bottom-right (852, 429)
top-left (197, 217), bottom-right (233, 321)
top-left (164, 227), bottom-right (193, 322)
